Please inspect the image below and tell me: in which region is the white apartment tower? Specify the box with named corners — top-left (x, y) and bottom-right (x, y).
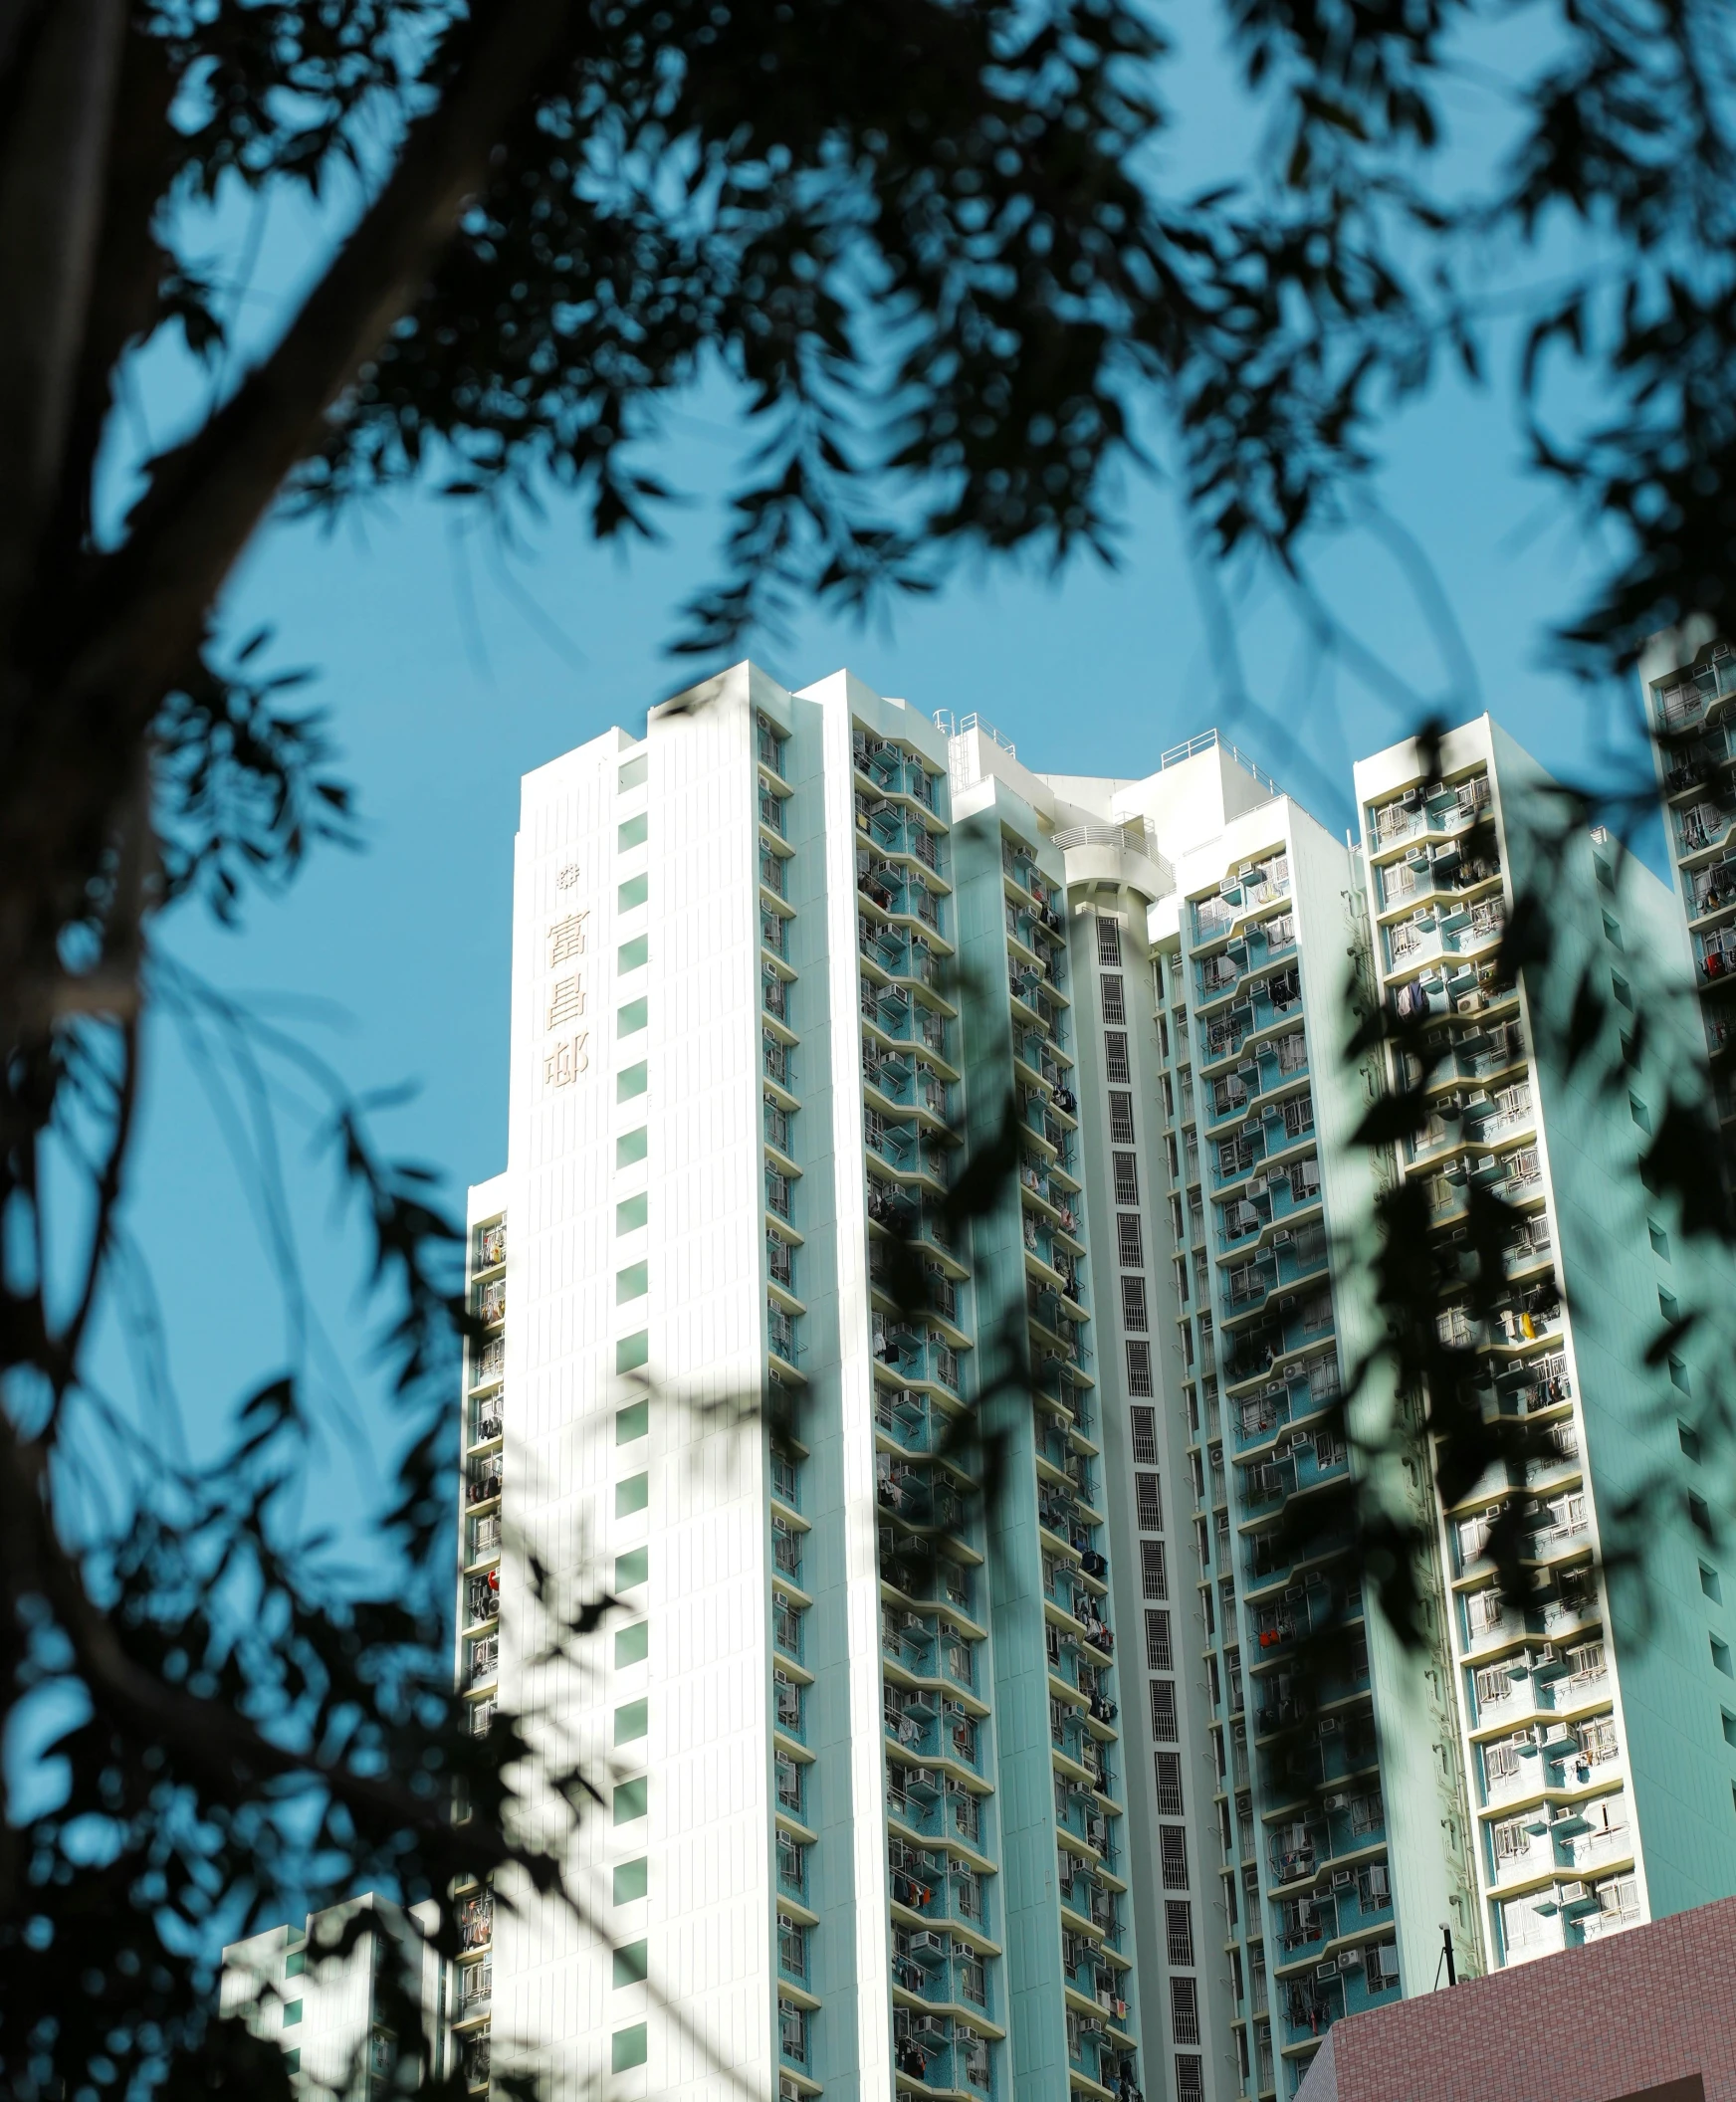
top-left (455, 667), bottom-right (1155, 2102)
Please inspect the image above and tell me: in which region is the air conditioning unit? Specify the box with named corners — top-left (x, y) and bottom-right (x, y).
top-left (1322, 1791), bottom-right (1348, 1811)
top-left (910, 1931), bottom-right (947, 1964)
top-left (1337, 1951), bottom-right (1360, 1972)
top-left (1318, 1716), bottom-right (1340, 1736)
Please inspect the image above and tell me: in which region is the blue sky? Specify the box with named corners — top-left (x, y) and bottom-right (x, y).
top-left (88, 9), bottom-right (1657, 1537)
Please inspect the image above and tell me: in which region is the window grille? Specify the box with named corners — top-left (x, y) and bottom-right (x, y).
top-left (1113, 1152), bottom-right (1139, 1203)
top-left (1097, 921), bottom-right (1123, 966)
top-left (1170, 1977), bottom-right (1200, 2045)
top-left (1129, 1404), bottom-right (1158, 1462)
top-left (1101, 974), bottom-right (1126, 1024)
top-left (1166, 1900), bottom-right (1194, 1967)
top-left (1121, 1275), bottom-right (1149, 1333)
top-left (1150, 1680), bottom-right (1179, 1744)
top-left (1145, 1609), bottom-right (1173, 1671)
top-left (1136, 1472), bottom-right (1163, 1531)
top-left (1160, 1824), bottom-right (1190, 1889)
top-left (1109, 1092), bottom-right (1136, 1145)
top-left (1141, 1540), bottom-right (1169, 1599)
top-left (1117, 1212), bottom-right (1144, 1266)
top-left (1155, 1751), bottom-right (1184, 1815)
top-left (1105, 1032), bottom-right (1131, 1084)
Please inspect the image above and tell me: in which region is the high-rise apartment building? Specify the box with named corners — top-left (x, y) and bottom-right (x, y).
top-left (443, 673), bottom-right (1736, 2102)
top-left (1353, 717), bottom-right (1736, 1991)
top-left (457, 666), bottom-right (1157, 2102)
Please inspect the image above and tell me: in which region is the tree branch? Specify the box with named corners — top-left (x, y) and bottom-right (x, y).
top-left (62, 0), bottom-right (575, 723)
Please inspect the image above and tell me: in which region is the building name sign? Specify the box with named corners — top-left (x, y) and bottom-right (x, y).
top-left (542, 867), bottom-right (591, 1089)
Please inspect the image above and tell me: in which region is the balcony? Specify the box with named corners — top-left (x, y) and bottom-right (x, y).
top-left (864, 979), bottom-right (955, 1067)
top-left (1195, 919), bottom-right (1300, 1013)
top-left (867, 1048), bottom-right (957, 1126)
top-left (1220, 1228), bottom-right (1330, 1329)
top-left (1653, 653), bottom-right (1736, 735)
top-left (889, 1844), bottom-right (993, 1939)
top-left (867, 1111), bottom-right (953, 1193)
top-left (1205, 1035), bottom-right (1311, 1131)
top-left (875, 1321), bottom-right (965, 1400)
top-left (855, 732), bottom-right (944, 816)
top-left (1369, 774), bottom-right (1491, 856)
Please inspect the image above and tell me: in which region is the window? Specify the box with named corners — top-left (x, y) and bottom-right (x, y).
top-left (1649, 1218), bottom-right (1671, 1260)
top-left (1105, 1031), bottom-right (1131, 1084)
top-left (1714, 1637), bottom-right (1734, 1679)
top-left (618, 812), bottom-right (648, 850)
top-left (1121, 1275), bottom-right (1149, 1332)
top-left (618, 1061), bottom-right (649, 1102)
top-left (617, 1126), bottom-right (648, 1167)
top-left (616, 1472), bottom-right (649, 1517)
top-left (614, 1778), bottom-right (648, 1824)
top-left (775, 1752), bottom-right (803, 1814)
top-left (283, 2001), bottom-right (303, 2027)
top-left (1176, 2056), bottom-right (1203, 2100)
top-left (1109, 1092), bottom-right (1136, 1144)
top-left (1671, 1356), bottom-right (1692, 1394)
top-left (618, 873), bottom-right (648, 912)
top-left (1171, 1977), bottom-right (1200, 2045)
top-left (1603, 912), bottom-right (1625, 949)
top-left (1629, 1091), bottom-right (1651, 1133)
top-left (1723, 1711), bottom-right (1736, 1750)
top-left (1114, 1152), bottom-right (1139, 1203)
top-left (1690, 1492), bottom-right (1714, 1538)
top-left (617, 1261), bottom-right (648, 1304)
top-left (1136, 1472), bottom-right (1163, 1531)
top-left (1681, 1421), bottom-right (1703, 1463)
top-left (285, 1950), bottom-right (305, 1977)
top-left (1155, 1751), bottom-right (1184, 1815)
top-left (618, 995), bottom-right (648, 1036)
top-left (613, 1941), bottom-right (649, 1987)
top-left (1117, 1212), bottom-right (1145, 1266)
top-left (283, 2051), bottom-right (301, 2074)
top-left (614, 1856), bottom-right (648, 1903)
top-left (614, 1699), bottom-right (648, 1745)
top-left (618, 933), bottom-right (649, 973)
top-left (616, 1192), bottom-right (648, 1235)
top-left (615, 1547), bottom-right (648, 1590)
top-left (1702, 1563), bottom-right (1723, 1604)
top-left (778, 1999), bottom-right (808, 2066)
top-left (1150, 1680), bottom-right (1179, 1743)
top-left (1130, 1405), bottom-right (1158, 1464)
top-left (615, 1620), bottom-right (649, 1666)
top-left (1101, 974), bottom-right (1127, 1024)
top-left (1141, 1540), bottom-right (1169, 1599)
top-left (619, 754), bottom-right (647, 791)
top-left (1661, 1288), bottom-right (1680, 1323)
top-left (1162, 1900), bottom-right (1194, 1969)
top-left (1612, 969), bottom-right (1633, 1008)
top-left (1160, 1824), bottom-right (1190, 1890)
top-left (1145, 1609), bottom-right (1173, 1670)
top-left (1098, 920), bottom-right (1123, 966)
top-left (611, 2024), bottom-right (648, 2073)
top-left (617, 1330), bottom-right (648, 1373)
top-left (1121, 1340), bottom-right (1153, 1397)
